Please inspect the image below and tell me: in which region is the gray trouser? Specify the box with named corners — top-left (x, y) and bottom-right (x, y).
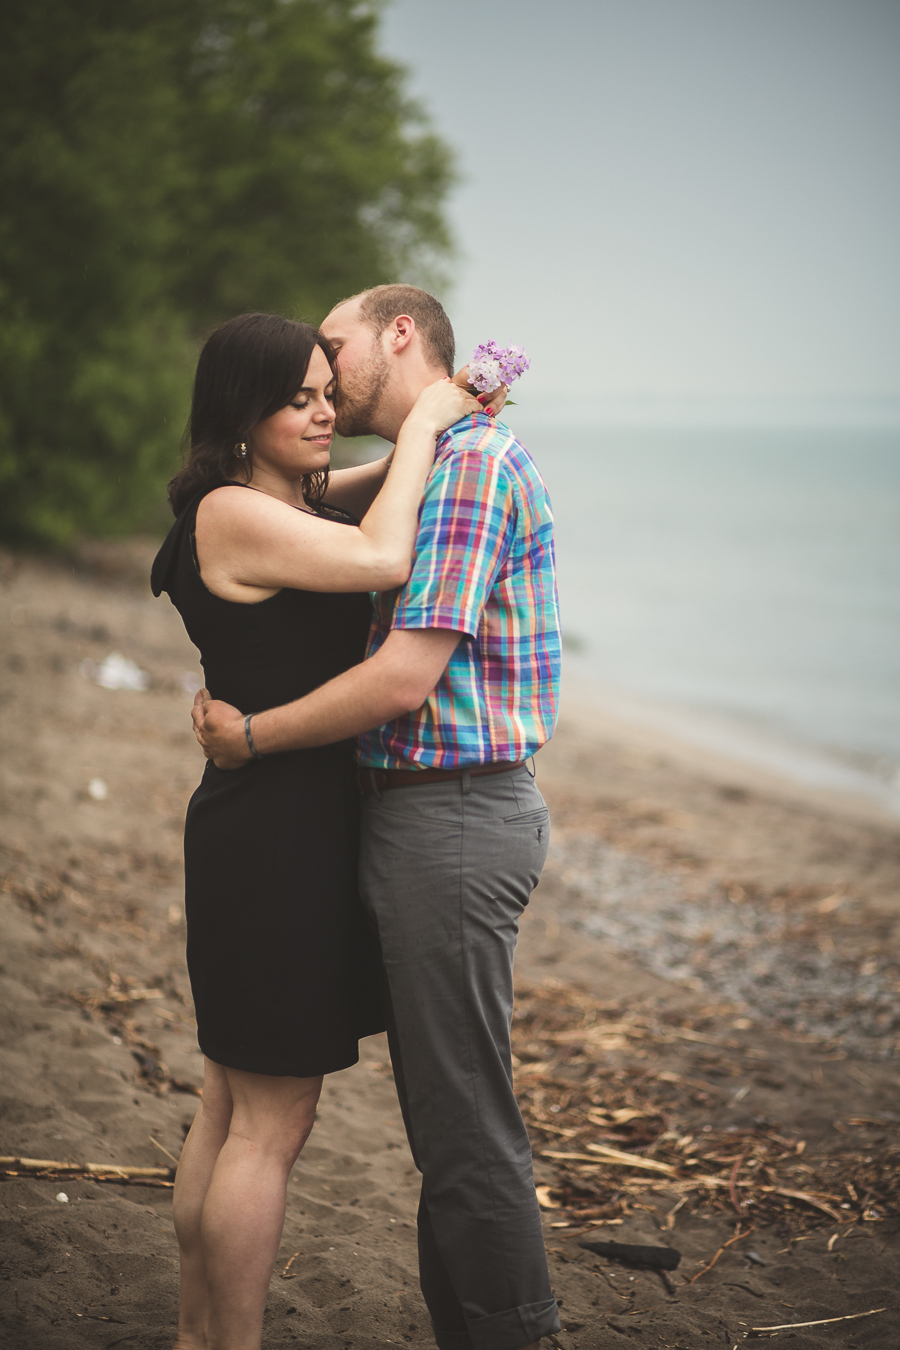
top-left (359, 766), bottom-right (560, 1350)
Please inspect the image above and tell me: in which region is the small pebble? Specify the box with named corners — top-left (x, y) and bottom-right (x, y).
top-left (746, 1250), bottom-right (766, 1266)
top-left (87, 777), bottom-right (108, 801)
top-left (56, 1192), bottom-right (69, 1203)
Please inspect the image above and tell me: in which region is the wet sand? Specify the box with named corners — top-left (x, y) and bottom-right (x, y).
top-left (0, 543), bottom-right (897, 1347)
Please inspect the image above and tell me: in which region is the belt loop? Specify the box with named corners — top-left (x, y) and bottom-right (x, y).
top-left (368, 767), bottom-right (381, 799)
top-left (526, 756), bottom-right (536, 779)
top-left (460, 767), bottom-right (472, 796)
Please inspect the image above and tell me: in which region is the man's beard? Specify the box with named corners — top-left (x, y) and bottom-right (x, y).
top-left (334, 342), bottom-right (390, 438)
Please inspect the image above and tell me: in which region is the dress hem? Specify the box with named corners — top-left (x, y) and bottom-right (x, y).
top-left (197, 1026), bottom-right (383, 1079)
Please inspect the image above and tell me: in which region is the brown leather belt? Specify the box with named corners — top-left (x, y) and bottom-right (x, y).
top-left (357, 760), bottom-right (525, 794)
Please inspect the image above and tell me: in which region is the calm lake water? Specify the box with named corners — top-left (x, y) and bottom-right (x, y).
top-left (513, 416), bottom-right (900, 799)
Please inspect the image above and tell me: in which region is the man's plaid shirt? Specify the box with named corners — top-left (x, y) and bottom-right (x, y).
top-left (358, 412), bottom-right (561, 770)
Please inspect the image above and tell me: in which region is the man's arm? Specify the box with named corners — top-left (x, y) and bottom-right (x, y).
top-left (192, 628), bottom-right (461, 769)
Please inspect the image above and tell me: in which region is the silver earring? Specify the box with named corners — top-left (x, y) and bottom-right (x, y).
top-left (234, 442), bottom-right (249, 459)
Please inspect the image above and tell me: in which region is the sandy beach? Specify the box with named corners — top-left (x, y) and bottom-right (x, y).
top-left (1, 542), bottom-right (898, 1348)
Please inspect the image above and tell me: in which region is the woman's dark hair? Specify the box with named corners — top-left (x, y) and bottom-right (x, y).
top-left (167, 313), bottom-right (337, 516)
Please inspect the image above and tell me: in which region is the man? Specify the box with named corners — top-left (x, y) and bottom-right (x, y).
top-left (194, 285), bottom-right (562, 1350)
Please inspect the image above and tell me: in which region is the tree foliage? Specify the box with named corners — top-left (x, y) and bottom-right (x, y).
top-left (0, 0), bottom-right (454, 544)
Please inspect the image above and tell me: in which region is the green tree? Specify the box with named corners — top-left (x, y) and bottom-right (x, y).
top-left (0, 0), bottom-right (454, 545)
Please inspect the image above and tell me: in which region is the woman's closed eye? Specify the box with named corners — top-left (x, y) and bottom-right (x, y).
top-left (290, 391), bottom-right (335, 411)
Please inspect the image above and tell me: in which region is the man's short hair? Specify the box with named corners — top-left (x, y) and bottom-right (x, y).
top-left (351, 284), bottom-right (455, 375)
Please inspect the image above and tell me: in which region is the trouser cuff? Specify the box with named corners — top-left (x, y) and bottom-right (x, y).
top-left (433, 1298), bottom-right (560, 1350)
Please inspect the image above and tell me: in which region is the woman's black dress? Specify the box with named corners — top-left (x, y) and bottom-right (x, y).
top-left (151, 485), bottom-right (384, 1076)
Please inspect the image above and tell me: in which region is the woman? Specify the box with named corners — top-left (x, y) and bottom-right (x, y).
top-left (151, 311), bottom-right (481, 1350)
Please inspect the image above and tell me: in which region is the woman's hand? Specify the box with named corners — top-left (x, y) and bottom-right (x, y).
top-left (404, 377), bottom-right (481, 438)
top-left (452, 365), bottom-right (509, 418)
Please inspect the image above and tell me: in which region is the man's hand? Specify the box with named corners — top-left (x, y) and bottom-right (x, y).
top-left (191, 689), bottom-right (252, 769)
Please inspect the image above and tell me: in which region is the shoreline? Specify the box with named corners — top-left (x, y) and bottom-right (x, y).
top-left (559, 666), bottom-right (900, 827)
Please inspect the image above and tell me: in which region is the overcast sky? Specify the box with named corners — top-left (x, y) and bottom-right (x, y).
top-left (378, 0), bottom-right (900, 403)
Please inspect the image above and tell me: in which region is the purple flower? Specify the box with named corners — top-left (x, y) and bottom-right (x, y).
top-left (498, 344), bottom-right (530, 385)
top-left (467, 341), bottom-right (530, 394)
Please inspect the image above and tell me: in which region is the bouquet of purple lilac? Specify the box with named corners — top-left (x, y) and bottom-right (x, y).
top-left (467, 341), bottom-right (530, 402)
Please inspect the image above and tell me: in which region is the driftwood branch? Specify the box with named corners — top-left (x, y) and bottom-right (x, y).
top-left (688, 1223), bottom-right (754, 1285)
top-left (542, 1148), bottom-right (676, 1176)
top-left (750, 1307), bottom-right (885, 1332)
top-left (729, 1151), bottom-right (747, 1215)
top-left (147, 1135), bottom-right (180, 1165)
top-left (0, 1155), bottom-right (173, 1180)
top-left (578, 1238), bottom-right (681, 1271)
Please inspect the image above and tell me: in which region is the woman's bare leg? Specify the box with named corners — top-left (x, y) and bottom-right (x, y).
top-left (202, 1066), bottom-right (322, 1350)
top-left (172, 1059), bottom-right (233, 1348)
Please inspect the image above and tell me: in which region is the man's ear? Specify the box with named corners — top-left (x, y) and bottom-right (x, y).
top-left (389, 314), bottom-right (416, 355)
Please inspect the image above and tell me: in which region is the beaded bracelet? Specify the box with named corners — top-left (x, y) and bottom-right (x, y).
top-left (244, 713), bottom-right (262, 760)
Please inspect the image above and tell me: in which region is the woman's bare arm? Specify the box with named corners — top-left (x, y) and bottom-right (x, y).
top-left (195, 380), bottom-right (479, 602)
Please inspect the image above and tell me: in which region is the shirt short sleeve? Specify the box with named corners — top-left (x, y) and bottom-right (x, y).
top-left (389, 435), bottom-right (517, 639)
